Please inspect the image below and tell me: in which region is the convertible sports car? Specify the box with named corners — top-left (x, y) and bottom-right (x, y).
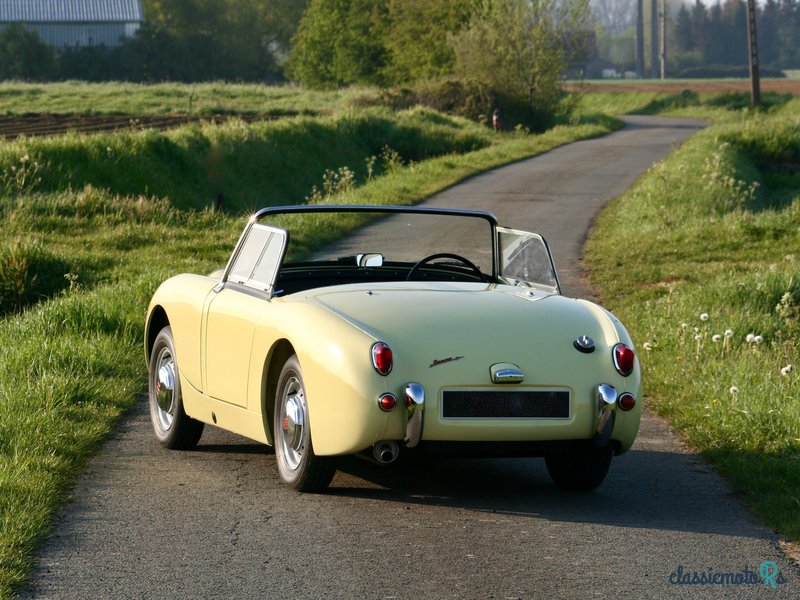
top-left (145, 205), bottom-right (641, 492)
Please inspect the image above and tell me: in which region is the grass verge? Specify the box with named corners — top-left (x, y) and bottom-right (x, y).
top-left (0, 107), bottom-right (619, 597)
top-left (585, 112), bottom-right (800, 540)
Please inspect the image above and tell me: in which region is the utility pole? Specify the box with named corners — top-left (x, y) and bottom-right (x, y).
top-left (636, 0), bottom-right (644, 78)
top-left (660, 0), bottom-right (667, 79)
top-left (746, 0), bottom-right (761, 107)
top-left (650, 0), bottom-right (658, 78)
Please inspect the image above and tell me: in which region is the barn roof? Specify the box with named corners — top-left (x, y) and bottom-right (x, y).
top-left (0, 0), bottom-right (144, 23)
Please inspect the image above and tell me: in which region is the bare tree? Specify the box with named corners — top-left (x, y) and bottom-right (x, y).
top-left (591, 0), bottom-right (637, 34)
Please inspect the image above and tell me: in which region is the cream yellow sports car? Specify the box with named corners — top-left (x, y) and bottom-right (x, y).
top-left (145, 205), bottom-right (641, 492)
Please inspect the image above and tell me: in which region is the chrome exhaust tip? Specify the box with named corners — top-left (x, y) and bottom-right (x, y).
top-left (372, 440), bottom-right (400, 464)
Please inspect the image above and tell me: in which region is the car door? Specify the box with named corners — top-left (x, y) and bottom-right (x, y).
top-left (495, 226), bottom-right (561, 293)
top-left (203, 223), bottom-right (287, 407)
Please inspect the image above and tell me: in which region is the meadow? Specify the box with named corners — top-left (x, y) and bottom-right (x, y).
top-left (0, 81), bottom-right (798, 595)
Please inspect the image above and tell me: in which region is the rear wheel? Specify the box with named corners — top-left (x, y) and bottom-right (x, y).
top-left (148, 326), bottom-right (204, 449)
top-left (274, 355), bottom-right (335, 492)
top-left (545, 444), bottom-right (613, 491)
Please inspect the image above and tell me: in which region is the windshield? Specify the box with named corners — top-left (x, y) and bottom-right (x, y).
top-left (258, 207), bottom-right (495, 276)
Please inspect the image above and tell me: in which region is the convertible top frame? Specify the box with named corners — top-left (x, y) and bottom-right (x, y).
top-left (223, 205), bottom-right (560, 294)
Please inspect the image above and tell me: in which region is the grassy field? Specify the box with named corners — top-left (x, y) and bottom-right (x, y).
top-left (0, 96), bottom-right (618, 597)
top-left (0, 81), bottom-right (380, 116)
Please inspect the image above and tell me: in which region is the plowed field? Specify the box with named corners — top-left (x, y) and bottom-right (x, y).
top-left (0, 113), bottom-right (265, 139)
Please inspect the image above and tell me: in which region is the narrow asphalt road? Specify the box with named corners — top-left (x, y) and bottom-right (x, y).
top-left (21, 116), bottom-right (798, 599)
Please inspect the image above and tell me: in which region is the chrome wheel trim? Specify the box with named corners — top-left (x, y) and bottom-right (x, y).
top-left (278, 376), bottom-right (306, 471)
top-left (152, 347), bottom-right (176, 432)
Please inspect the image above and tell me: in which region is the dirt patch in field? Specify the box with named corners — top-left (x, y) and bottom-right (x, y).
top-left (0, 113), bottom-right (267, 140)
top-left (565, 79), bottom-right (800, 95)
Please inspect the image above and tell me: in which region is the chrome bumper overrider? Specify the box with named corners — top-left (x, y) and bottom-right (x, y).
top-left (404, 382), bottom-right (424, 448)
top-left (593, 383), bottom-right (617, 447)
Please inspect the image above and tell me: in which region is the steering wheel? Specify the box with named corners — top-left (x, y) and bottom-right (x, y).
top-left (406, 252), bottom-right (485, 281)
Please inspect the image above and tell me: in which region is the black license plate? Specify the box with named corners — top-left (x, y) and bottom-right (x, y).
top-left (442, 390), bottom-right (570, 419)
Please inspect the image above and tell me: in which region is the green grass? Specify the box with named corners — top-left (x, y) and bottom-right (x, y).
top-left (0, 99), bottom-right (618, 597)
top-left (575, 87), bottom-right (800, 122)
top-left (0, 81), bottom-right (380, 116)
top-left (585, 111), bottom-right (800, 539)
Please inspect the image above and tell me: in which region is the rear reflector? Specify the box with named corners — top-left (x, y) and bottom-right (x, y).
top-left (618, 392), bottom-right (636, 411)
top-left (378, 393), bottom-right (397, 412)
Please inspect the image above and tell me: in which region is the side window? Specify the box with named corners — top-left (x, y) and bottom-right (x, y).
top-left (227, 224), bottom-right (287, 293)
top-left (497, 227), bottom-right (559, 292)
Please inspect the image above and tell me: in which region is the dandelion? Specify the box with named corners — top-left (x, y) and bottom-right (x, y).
top-left (694, 334), bottom-right (703, 341)
top-left (754, 335), bottom-right (764, 344)
top-left (643, 342), bottom-right (653, 352)
top-left (730, 386), bottom-right (739, 396)
top-left (700, 313), bottom-right (709, 321)
top-left (746, 333), bottom-right (755, 343)
top-left (681, 323), bottom-right (688, 330)
top-left (712, 335), bottom-right (721, 343)
top-left (781, 365), bottom-right (793, 376)
top-left (724, 329), bottom-right (733, 338)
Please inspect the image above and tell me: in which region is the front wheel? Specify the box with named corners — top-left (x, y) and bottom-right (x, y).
top-left (274, 355), bottom-right (335, 492)
top-left (545, 444), bottom-right (613, 492)
top-left (148, 326), bottom-right (204, 450)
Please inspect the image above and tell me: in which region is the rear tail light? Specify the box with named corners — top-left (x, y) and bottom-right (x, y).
top-left (613, 343), bottom-right (635, 377)
top-left (618, 392), bottom-right (636, 411)
top-left (371, 342), bottom-right (393, 375)
top-left (378, 393), bottom-right (397, 412)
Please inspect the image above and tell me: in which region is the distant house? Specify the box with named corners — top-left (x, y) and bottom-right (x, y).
top-left (0, 0), bottom-right (144, 48)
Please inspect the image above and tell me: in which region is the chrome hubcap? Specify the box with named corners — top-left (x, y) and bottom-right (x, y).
top-left (152, 348), bottom-right (176, 432)
top-left (279, 376), bottom-right (305, 471)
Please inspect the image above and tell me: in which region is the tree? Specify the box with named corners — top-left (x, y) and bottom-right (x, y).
top-left (0, 24), bottom-right (56, 80)
top-left (141, 0), bottom-right (308, 80)
top-left (776, 0), bottom-right (800, 66)
top-left (449, 0), bottom-right (591, 128)
top-left (674, 3), bottom-right (693, 53)
top-left (286, 0), bottom-right (388, 87)
top-left (382, 0), bottom-right (475, 83)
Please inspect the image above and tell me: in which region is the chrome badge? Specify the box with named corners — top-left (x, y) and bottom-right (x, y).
top-left (429, 356), bottom-right (464, 368)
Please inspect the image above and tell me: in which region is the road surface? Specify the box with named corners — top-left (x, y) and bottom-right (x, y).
top-left (21, 116), bottom-right (798, 599)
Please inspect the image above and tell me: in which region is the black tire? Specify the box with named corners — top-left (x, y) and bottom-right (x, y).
top-left (148, 326), bottom-right (204, 450)
top-left (545, 443), bottom-right (613, 492)
top-left (274, 355), bottom-right (335, 492)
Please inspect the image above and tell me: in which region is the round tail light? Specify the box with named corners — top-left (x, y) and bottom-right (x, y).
top-left (378, 393), bottom-right (397, 412)
top-left (618, 392), bottom-right (636, 411)
top-left (371, 342), bottom-right (393, 375)
top-left (613, 343), bottom-right (635, 377)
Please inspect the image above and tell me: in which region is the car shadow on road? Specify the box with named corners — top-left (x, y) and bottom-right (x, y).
top-left (323, 448), bottom-right (773, 542)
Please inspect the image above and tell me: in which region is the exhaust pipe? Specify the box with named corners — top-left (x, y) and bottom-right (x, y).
top-left (372, 440), bottom-right (400, 464)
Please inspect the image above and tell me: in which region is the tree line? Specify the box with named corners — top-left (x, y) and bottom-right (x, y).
top-left (593, 0), bottom-right (800, 77)
top-left (672, 0), bottom-right (800, 74)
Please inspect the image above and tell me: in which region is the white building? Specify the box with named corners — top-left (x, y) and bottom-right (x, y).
top-left (0, 0), bottom-right (144, 48)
